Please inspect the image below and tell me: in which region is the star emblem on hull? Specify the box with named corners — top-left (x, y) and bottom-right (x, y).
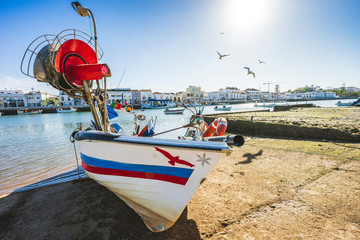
top-left (196, 153), bottom-right (211, 166)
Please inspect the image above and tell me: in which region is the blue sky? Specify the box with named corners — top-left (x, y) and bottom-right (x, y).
top-left (0, 0), bottom-right (359, 94)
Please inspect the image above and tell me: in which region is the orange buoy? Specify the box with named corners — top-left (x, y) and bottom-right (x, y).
top-left (203, 118), bottom-right (227, 137)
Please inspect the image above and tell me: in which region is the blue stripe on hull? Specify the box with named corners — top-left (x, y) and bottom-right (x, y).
top-left (81, 153), bottom-right (194, 179)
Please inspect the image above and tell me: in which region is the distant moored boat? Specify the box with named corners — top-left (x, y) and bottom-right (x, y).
top-left (57, 107), bottom-right (77, 113)
top-left (17, 109), bottom-right (43, 115)
top-left (164, 108), bottom-right (185, 114)
top-left (254, 103), bottom-right (275, 108)
top-left (214, 106), bottom-right (231, 111)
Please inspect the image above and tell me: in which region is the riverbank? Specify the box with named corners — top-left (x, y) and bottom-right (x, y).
top-left (204, 107), bottom-right (360, 142)
top-left (1, 137), bottom-right (359, 239)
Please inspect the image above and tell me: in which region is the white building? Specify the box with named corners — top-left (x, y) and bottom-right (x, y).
top-left (230, 91), bottom-right (247, 101)
top-left (182, 86), bottom-right (205, 103)
top-left (59, 91), bottom-right (87, 106)
top-left (59, 91), bottom-right (71, 106)
top-left (107, 88), bottom-right (132, 105)
top-left (207, 91), bottom-right (220, 102)
top-left (153, 92), bottom-right (174, 100)
top-left (24, 91), bottom-right (43, 107)
top-left (259, 91), bottom-right (276, 101)
top-left (0, 89), bottom-right (27, 107)
top-left (207, 87), bottom-right (247, 102)
top-left (140, 89), bottom-right (154, 102)
top-left (245, 88), bottom-right (260, 101)
top-left (218, 87), bottom-right (246, 101)
top-left (0, 89), bottom-right (53, 108)
top-left (131, 90), bottom-right (141, 106)
top-left (173, 92), bottom-right (183, 102)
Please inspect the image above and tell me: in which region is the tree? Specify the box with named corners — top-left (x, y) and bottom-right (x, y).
top-left (350, 92), bottom-right (360, 98)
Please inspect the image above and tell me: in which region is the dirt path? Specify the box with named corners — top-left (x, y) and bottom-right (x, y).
top-left (1, 137), bottom-right (359, 239)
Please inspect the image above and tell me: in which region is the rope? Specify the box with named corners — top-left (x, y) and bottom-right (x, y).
top-left (151, 123), bottom-right (195, 137)
top-left (70, 128), bottom-right (81, 179)
top-left (88, 15), bottom-right (94, 44)
top-left (72, 141), bottom-right (81, 179)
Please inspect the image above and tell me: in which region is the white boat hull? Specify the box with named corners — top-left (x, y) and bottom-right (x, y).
top-left (76, 132), bottom-right (231, 232)
top-left (57, 108), bottom-right (77, 113)
top-left (164, 109), bottom-right (185, 114)
top-left (18, 110), bottom-right (42, 115)
top-left (214, 107), bottom-right (231, 111)
top-left (254, 103), bottom-right (275, 108)
top-left (336, 102), bottom-right (352, 106)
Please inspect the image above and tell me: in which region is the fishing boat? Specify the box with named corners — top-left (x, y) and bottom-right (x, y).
top-left (164, 108), bottom-right (185, 114)
top-left (20, 2), bottom-right (244, 232)
top-left (57, 107), bottom-right (77, 113)
top-left (17, 109), bottom-right (42, 115)
top-left (214, 106), bottom-right (231, 111)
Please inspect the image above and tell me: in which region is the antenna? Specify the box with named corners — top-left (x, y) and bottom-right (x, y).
top-left (117, 67), bottom-right (127, 88)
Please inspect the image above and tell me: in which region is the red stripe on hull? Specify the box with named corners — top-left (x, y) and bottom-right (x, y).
top-left (82, 161), bottom-right (189, 185)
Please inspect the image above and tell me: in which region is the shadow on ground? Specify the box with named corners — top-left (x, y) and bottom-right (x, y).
top-left (0, 178), bottom-right (201, 240)
top-left (236, 150), bottom-right (263, 165)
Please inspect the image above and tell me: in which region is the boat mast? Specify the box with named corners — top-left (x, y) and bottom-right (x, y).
top-left (71, 1), bottom-right (109, 132)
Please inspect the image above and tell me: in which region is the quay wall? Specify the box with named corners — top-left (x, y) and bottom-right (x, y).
top-left (0, 106), bottom-right (88, 115)
top-left (203, 117), bottom-right (360, 142)
top-left (203, 107), bottom-right (360, 142)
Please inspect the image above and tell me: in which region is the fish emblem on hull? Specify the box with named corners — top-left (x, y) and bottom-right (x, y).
top-left (154, 147), bottom-right (195, 167)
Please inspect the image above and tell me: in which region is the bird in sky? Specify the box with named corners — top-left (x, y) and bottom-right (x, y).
top-left (220, 32), bottom-right (224, 34)
top-left (217, 51), bottom-right (230, 59)
top-left (258, 60), bottom-right (265, 64)
top-left (243, 67), bottom-right (256, 78)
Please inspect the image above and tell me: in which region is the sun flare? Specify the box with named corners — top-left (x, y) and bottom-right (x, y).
top-left (221, 0), bottom-right (272, 31)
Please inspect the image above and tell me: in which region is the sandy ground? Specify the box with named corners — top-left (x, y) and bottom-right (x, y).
top-left (1, 137), bottom-right (359, 239)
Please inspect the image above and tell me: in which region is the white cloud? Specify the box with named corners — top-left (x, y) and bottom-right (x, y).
top-left (0, 74), bottom-right (59, 95)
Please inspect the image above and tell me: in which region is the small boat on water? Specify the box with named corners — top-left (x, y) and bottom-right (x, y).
top-left (20, 2), bottom-right (245, 232)
top-left (214, 106), bottom-right (231, 111)
top-left (17, 109), bottom-right (42, 115)
top-left (185, 102), bottom-right (200, 107)
top-left (57, 107), bottom-right (77, 113)
top-left (336, 101), bottom-right (352, 106)
top-left (254, 103), bottom-right (275, 108)
top-left (336, 98), bottom-right (360, 106)
top-left (164, 108), bottom-right (185, 114)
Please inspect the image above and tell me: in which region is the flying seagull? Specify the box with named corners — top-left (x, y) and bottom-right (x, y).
top-left (217, 51), bottom-right (230, 59)
top-left (258, 60), bottom-right (265, 64)
top-left (243, 67), bottom-right (256, 78)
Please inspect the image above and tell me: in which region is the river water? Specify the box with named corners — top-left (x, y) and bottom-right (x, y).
top-left (0, 99), bottom-right (348, 196)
